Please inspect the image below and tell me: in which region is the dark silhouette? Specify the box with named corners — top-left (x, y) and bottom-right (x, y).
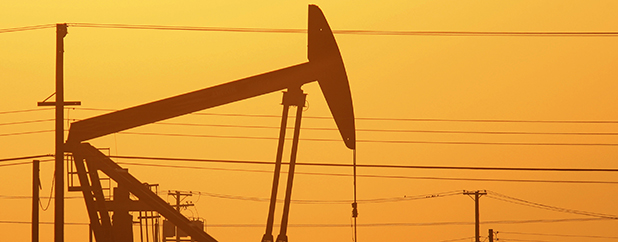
top-left (66, 5), bottom-right (355, 242)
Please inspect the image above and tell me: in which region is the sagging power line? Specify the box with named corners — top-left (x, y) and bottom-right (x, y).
top-left (5, 117), bottom-right (618, 136)
top-left (4, 23), bottom-right (618, 37)
top-left (116, 131), bottom-right (618, 146)
top-left (0, 217), bottom-right (611, 228)
top-left (6, 128), bottom-right (618, 147)
top-left (486, 191), bottom-right (618, 220)
top-left (109, 155), bottom-right (618, 172)
top-left (4, 154), bottom-right (618, 173)
top-left (70, 107), bottom-right (618, 124)
top-left (117, 161), bottom-right (618, 185)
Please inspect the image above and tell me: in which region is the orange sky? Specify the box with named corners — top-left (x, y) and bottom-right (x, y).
top-left (2, 1), bottom-right (618, 242)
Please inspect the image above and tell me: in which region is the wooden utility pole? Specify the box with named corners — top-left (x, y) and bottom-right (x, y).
top-left (168, 191), bottom-right (194, 242)
top-left (488, 229), bottom-right (494, 242)
top-left (32, 160), bottom-right (40, 242)
top-left (463, 190), bottom-right (486, 242)
top-left (37, 23), bottom-right (80, 242)
top-left (54, 23), bottom-right (67, 242)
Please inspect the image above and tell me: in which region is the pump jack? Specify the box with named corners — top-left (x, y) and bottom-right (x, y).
top-left (65, 5), bottom-right (355, 242)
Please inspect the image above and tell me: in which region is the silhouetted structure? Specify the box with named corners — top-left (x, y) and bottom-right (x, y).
top-left (65, 5), bottom-right (355, 242)
top-left (32, 160), bottom-right (40, 242)
top-left (36, 23), bottom-right (81, 242)
top-left (464, 190), bottom-right (487, 242)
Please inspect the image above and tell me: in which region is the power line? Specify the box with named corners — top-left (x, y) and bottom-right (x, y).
top-left (5, 116), bottom-right (618, 136)
top-left (29, 116), bottom-right (618, 136)
top-left (70, 107), bottom-right (618, 124)
top-left (500, 231), bottom-right (618, 239)
top-left (0, 119), bottom-right (54, 126)
top-left (153, 190), bottom-right (461, 204)
top-left (117, 161), bottom-right (618, 185)
top-left (4, 23), bottom-right (618, 37)
top-left (0, 161), bottom-right (37, 167)
top-left (68, 23), bottom-right (306, 34)
top-left (4, 128), bottom-right (617, 146)
top-left (65, 23), bottom-right (618, 37)
top-left (0, 130), bottom-right (54, 137)
top-left (486, 191), bottom-right (618, 219)
top-left (110, 155), bottom-right (618, 172)
top-left (0, 24), bottom-right (55, 34)
top-left (0, 195), bottom-right (82, 200)
top-left (192, 112), bottom-right (618, 124)
top-left (154, 122), bottom-right (618, 136)
top-left (0, 108), bottom-right (53, 115)
top-left (0, 218), bottom-right (609, 228)
top-left (497, 239), bottom-right (556, 242)
top-left (0, 159), bottom-right (52, 168)
top-left (435, 237), bottom-right (476, 242)
top-left (0, 189), bottom-right (456, 204)
top-left (0, 154), bottom-right (54, 162)
top-left (117, 131), bottom-right (618, 147)
top-left (171, 218), bottom-right (615, 227)
top-left (0, 220), bottom-right (89, 226)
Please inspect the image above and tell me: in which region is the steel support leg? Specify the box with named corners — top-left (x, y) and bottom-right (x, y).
top-left (276, 88), bottom-right (306, 242)
top-left (261, 99), bottom-right (291, 242)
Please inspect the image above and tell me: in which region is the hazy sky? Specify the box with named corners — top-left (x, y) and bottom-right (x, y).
top-left (2, 1), bottom-right (618, 242)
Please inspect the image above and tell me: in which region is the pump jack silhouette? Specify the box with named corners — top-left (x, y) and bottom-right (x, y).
top-left (65, 5), bottom-right (355, 242)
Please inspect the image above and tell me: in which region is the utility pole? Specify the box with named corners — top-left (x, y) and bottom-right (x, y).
top-left (32, 160), bottom-right (40, 242)
top-left (37, 23), bottom-right (80, 242)
top-left (168, 191), bottom-right (194, 242)
top-left (54, 23), bottom-right (67, 242)
top-left (53, 23), bottom-right (68, 242)
top-left (488, 229), bottom-right (494, 242)
top-left (463, 190), bottom-right (486, 242)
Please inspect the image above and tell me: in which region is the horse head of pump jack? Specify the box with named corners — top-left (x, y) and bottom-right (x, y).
top-left (66, 4), bottom-right (355, 150)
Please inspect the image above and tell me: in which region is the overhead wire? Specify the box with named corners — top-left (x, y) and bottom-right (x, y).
top-left (7, 116), bottom-right (618, 136)
top-left (4, 23), bottom-right (618, 37)
top-left (0, 220), bottom-right (89, 226)
top-left (39, 171), bottom-right (55, 211)
top-left (110, 155), bottom-right (618, 172)
top-left (0, 217), bottom-right (610, 228)
top-left (116, 131), bottom-right (618, 147)
top-left (154, 122), bottom-right (618, 136)
top-left (0, 108), bottom-right (53, 115)
top-left (154, 190), bottom-right (460, 205)
top-left (116, 161), bottom-right (618, 185)
top-left (0, 119), bottom-right (55, 126)
top-left (499, 231), bottom-right (618, 239)
top-left (0, 130), bottom-right (54, 137)
top-left (435, 237), bottom-right (476, 242)
top-left (0, 161), bottom-right (40, 168)
top-left (497, 239), bottom-right (555, 242)
top-left (146, 218), bottom-right (614, 227)
top-left (69, 107), bottom-right (618, 124)
top-left (486, 191), bottom-right (618, 219)
top-left (0, 195), bottom-right (82, 200)
top-left (0, 154), bottom-right (54, 162)
top-left (30, 107), bottom-right (615, 146)
top-left (63, 23), bottom-right (618, 37)
top-left (4, 116), bottom-right (618, 137)
top-left (192, 112), bottom-right (618, 124)
top-left (0, 24), bottom-right (55, 34)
